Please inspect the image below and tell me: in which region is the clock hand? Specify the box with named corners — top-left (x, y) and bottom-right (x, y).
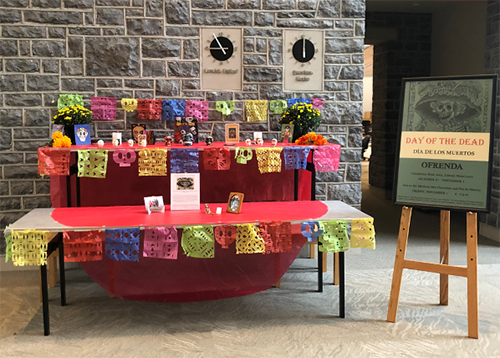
top-left (302, 37), bottom-right (305, 59)
top-left (213, 33), bottom-right (226, 55)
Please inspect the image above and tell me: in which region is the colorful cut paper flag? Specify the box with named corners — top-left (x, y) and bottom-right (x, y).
top-left (287, 98), bottom-right (311, 107)
top-left (269, 100), bottom-right (288, 114)
top-left (245, 100), bottom-right (268, 122)
top-left (214, 225), bottom-right (237, 249)
top-left (63, 230), bottom-right (104, 262)
top-left (260, 222), bottom-right (293, 254)
top-left (91, 97), bottom-right (117, 120)
top-left (113, 149), bottom-right (137, 167)
top-left (58, 94), bottom-right (83, 111)
top-left (162, 100), bottom-right (185, 121)
top-left (311, 98), bottom-right (325, 110)
top-left (300, 221), bottom-right (323, 243)
top-left (203, 148), bottom-right (231, 171)
top-left (255, 147), bottom-right (282, 174)
top-left (181, 226), bottom-right (214, 258)
top-left (283, 147), bottom-right (311, 170)
top-left (235, 147), bottom-right (253, 164)
top-left (313, 145), bottom-right (340, 172)
top-left (37, 148), bottom-right (71, 176)
top-left (143, 227), bottom-right (178, 260)
top-left (170, 149), bottom-right (199, 173)
top-left (121, 98), bottom-right (138, 112)
top-left (319, 220), bottom-right (349, 253)
top-left (138, 148), bottom-right (168, 176)
top-left (11, 230), bottom-right (48, 266)
top-left (236, 224), bottom-right (265, 254)
top-left (185, 101), bottom-right (209, 122)
top-left (105, 228), bottom-right (140, 262)
top-left (215, 101), bottom-right (235, 115)
top-left (350, 218), bottom-right (376, 249)
top-left (137, 99), bottom-right (162, 120)
top-left (77, 150), bottom-right (108, 178)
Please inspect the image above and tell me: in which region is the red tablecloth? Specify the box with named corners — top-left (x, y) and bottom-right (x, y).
top-left (50, 146), bottom-right (314, 302)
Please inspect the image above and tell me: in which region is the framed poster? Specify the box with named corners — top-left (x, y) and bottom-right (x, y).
top-left (393, 75), bottom-right (497, 212)
top-left (280, 124), bottom-right (294, 144)
top-left (225, 123), bottom-right (239, 144)
top-left (174, 117), bottom-right (198, 144)
top-left (74, 124), bottom-right (91, 145)
top-left (131, 124), bottom-right (146, 143)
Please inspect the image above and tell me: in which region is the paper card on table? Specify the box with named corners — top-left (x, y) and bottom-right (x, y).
top-left (319, 220), bottom-right (349, 253)
top-left (170, 173), bottom-right (200, 211)
top-left (181, 226), bottom-right (214, 258)
top-left (144, 196), bottom-right (165, 214)
top-left (143, 227), bottom-right (178, 260)
top-left (236, 224), bottom-right (265, 254)
top-left (105, 228), bottom-right (140, 262)
top-left (63, 230), bottom-right (104, 262)
top-left (38, 148), bottom-right (71, 176)
top-left (350, 218), bottom-right (376, 249)
top-left (11, 230), bottom-right (48, 266)
top-left (74, 124), bottom-right (91, 145)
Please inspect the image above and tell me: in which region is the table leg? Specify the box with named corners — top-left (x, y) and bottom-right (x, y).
top-left (318, 241), bottom-right (323, 292)
top-left (40, 265), bottom-right (50, 336)
top-left (339, 251), bottom-right (345, 318)
top-left (294, 169), bottom-right (299, 201)
top-left (58, 234), bottom-right (66, 306)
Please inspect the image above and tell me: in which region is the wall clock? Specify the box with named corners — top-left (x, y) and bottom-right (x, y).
top-left (201, 28), bottom-right (242, 91)
top-left (284, 30), bottom-right (324, 92)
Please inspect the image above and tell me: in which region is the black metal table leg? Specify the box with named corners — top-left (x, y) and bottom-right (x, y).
top-left (339, 251), bottom-right (345, 318)
top-left (317, 241), bottom-right (323, 292)
top-left (294, 169), bottom-right (299, 201)
top-left (40, 265), bottom-right (50, 336)
top-left (58, 234), bottom-right (66, 306)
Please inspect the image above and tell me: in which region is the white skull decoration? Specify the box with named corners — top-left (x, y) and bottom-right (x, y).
top-left (77, 127), bottom-right (88, 142)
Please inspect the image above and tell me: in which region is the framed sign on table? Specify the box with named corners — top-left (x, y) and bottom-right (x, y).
top-left (393, 74), bottom-right (497, 212)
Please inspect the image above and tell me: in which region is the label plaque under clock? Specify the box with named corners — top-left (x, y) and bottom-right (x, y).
top-left (201, 28), bottom-right (242, 91)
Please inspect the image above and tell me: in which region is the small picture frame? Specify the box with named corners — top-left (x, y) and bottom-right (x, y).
top-left (51, 124), bottom-right (64, 136)
top-left (74, 124), bottom-right (91, 145)
top-left (226, 192), bottom-right (244, 214)
top-left (280, 123), bottom-right (294, 144)
top-left (144, 195), bottom-right (165, 214)
top-left (225, 123), bottom-right (239, 144)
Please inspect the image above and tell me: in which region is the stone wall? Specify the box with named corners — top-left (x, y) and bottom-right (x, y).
top-left (481, 0), bottom-right (500, 231)
top-left (365, 12), bottom-right (432, 190)
top-left (0, 0), bottom-right (366, 249)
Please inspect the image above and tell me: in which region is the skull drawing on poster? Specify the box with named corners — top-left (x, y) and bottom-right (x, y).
top-left (77, 127), bottom-right (88, 142)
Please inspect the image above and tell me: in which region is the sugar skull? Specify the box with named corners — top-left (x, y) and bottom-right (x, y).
top-left (97, 140), bottom-right (104, 148)
top-left (245, 138), bottom-right (251, 146)
top-left (271, 138), bottom-right (278, 146)
top-left (77, 127), bottom-right (88, 142)
top-left (165, 136), bottom-right (173, 146)
top-left (257, 138), bottom-right (263, 146)
top-left (205, 136), bottom-right (213, 146)
top-left (128, 139), bottom-right (134, 147)
top-left (183, 133), bottom-right (193, 146)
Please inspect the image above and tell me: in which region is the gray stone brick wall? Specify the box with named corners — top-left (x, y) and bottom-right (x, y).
top-left (366, 12), bottom-right (432, 191)
top-left (481, 0), bottom-right (500, 229)
top-left (0, 0), bottom-right (366, 250)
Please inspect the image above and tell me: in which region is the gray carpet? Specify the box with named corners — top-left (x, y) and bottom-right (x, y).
top-left (1, 162), bottom-right (499, 357)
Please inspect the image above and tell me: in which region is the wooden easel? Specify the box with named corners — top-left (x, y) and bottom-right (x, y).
top-left (387, 207), bottom-right (478, 338)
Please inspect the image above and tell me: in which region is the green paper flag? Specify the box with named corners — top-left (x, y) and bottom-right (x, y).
top-left (270, 100), bottom-right (288, 114)
top-left (319, 220), bottom-right (349, 253)
top-left (58, 94), bottom-right (84, 111)
top-left (181, 226), bottom-right (215, 258)
top-left (216, 101), bottom-right (236, 115)
top-left (77, 150), bottom-right (109, 178)
top-left (4, 226), bottom-right (12, 263)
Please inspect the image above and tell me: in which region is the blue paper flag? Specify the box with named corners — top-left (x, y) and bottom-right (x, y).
top-left (105, 228), bottom-right (140, 262)
top-left (287, 98), bottom-right (311, 107)
top-left (162, 100), bottom-right (186, 121)
top-left (170, 149), bottom-right (199, 173)
top-left (283, 147), bottom-right (311, 170)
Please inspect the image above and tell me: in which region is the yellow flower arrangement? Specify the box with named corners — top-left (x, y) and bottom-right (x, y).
top-left (52, 105), bottom-right (93, 125)
top-left (279, 102), bottom-right (322, 136)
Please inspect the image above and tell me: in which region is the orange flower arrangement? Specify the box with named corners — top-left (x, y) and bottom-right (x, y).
top-left (295, 132), bottom-right (328, 146)
top-left (51, 131), bottom-right (72, 148)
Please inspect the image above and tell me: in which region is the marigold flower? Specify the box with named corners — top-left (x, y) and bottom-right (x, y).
top-left (52, 131), bottom-right (63, 140)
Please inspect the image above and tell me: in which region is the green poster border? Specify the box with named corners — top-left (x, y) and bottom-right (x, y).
top-left (392, 74), bottom-right (497, 213)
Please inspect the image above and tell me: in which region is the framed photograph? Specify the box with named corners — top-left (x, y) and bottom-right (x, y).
top-left (131, 123), bottom-right (146, 143)
top-left (226, 192), bottom-right (244, 214)
top-left (74, 124), bottom-right (91, 145)
top-left (51, 124), bottom-right (64, 136)
top-left (225, 124), bottom-right (239, 144)
top-left (393, 75), bottom-right (497, 212)
top-left (144, 196), bottom-right (165, 214)
top-left (280, 123), bottom-right (294, 144)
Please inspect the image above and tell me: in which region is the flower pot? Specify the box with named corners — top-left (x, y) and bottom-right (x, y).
top-left (64, 124), bottom-right (75, 145)
top-left (292, 126), bottom-right (309, 143)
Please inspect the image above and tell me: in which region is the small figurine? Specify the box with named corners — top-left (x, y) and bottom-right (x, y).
top-left (205, 136), bottom-right (213, 146)
top-left (204, 204), bottom-right (214, 215)
top-left (165, 135), bottom-right (173, 146)
top-left (245, 138), bottom-right (251, 146)
top-left (138, 134), bottom-right (147, 147)
top-left (271, 138), bottom-right (278, 146)
top-left (257, 138), bottom-right (264, 146)
top-left (97, 140), bottom-right (104, 148)
top-left (128, 139), bottom-right (134, 147)
top-left (112, 139), bottom-right (119, 147)
top-left (183, 132), bottom-right (193, 146)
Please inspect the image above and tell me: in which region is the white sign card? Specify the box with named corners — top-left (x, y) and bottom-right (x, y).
top-left (170, 173), bottom-right (201, 211)
top-left (144, 196), bottom-right (165, 214)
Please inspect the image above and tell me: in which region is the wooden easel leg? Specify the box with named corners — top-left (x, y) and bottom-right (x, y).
top-left (322, 252), bottom-right (327, 273)
top-left (333, 252), bottom-right (340, 285)
top-left (440, 210), bottom-right (450, 305)
top-left (309, 242), bottom-right (315, 259)
top-left (48, 249), bottom-right (59, 288)
top-left (387, 206), bottom-right (412, 323)
top-left (273, 279), bottom-right (281, 288)
top-left (466, 212), bottom-right (478, 339)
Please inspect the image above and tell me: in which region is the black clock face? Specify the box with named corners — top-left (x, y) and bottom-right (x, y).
top-left (292, 38), bottom-right (315, 63)
top-left (210, 36), bottom-right (234, 61)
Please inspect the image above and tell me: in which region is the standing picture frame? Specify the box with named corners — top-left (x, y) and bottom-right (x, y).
top-left (393, 74), bottom-right (497, 212)
top-left (225, 124), bottom-right (239, 144)
top-left (226, 192), bottom-right (244, 214)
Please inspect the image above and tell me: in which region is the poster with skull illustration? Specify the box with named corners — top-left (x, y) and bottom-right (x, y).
top-left (74, 124), bottom-right (91, 145)
top-left (393, 75), bottom-right (497, 212)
